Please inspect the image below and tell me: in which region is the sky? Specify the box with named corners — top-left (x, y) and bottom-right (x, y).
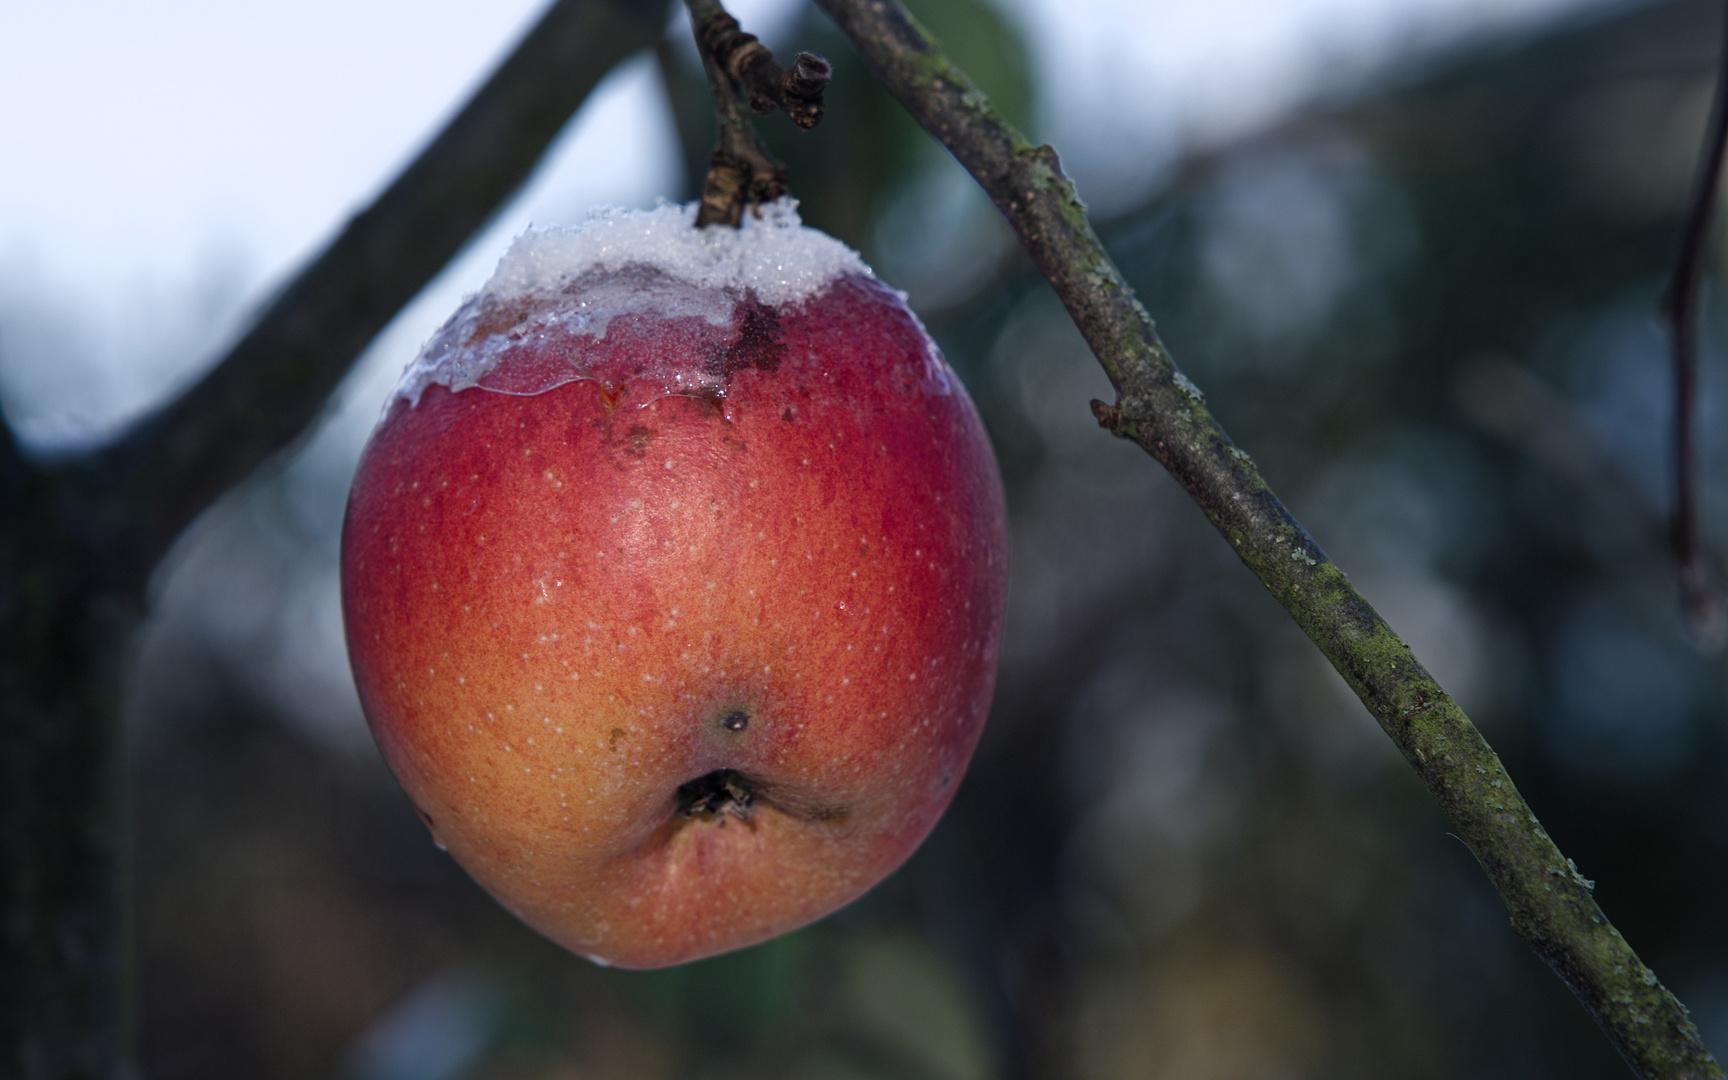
top-left (0, 0), bottom-right (1609, 448)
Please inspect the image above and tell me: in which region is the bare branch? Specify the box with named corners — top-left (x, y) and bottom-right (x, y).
top-left (1660, 0), bottom-right (1728, 650)
top-left (682, 0), bottom-right (831, 227)
top-left (690, 19), bottom-right (789, 228)
top-left (86, 0), bottom-right (665, 581)
top-left (686, 0), bottom-right (830, 129)
top-left (813, 0), bottom-right (1725, 1076)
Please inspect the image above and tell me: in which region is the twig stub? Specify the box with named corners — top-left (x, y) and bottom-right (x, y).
top-left (695, 5), bottom-right (831, 129)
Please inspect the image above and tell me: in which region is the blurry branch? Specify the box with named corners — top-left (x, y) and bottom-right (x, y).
top-left (2, 2), bottom-right (662, 1076)
top-left (812, 0), bottom-right (1725, 1077)
top-left (1454, 355), bottom-right (1663, 534)
top-left (683, 0), bottom-right (830, 227)
top-left (0, 402), bottom-right (25, 493)
top-left (1659, 0), bottom-right (1728, 651)
top-left (84, 0), bottom-right (666, 581)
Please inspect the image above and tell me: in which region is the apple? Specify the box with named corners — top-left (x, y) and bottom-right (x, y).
top-left (340, 203), bottom-right (1008, 968)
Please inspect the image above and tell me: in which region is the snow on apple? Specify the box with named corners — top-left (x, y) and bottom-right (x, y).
top-left (341, 200), bottom-right (1008, 969)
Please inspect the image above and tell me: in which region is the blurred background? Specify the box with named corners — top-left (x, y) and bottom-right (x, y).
top-left (6, 0), bottom-right (1728, 1075)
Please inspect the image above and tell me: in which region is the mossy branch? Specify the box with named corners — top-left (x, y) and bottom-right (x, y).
top-left (811, 0), bottom-right (1723, 1075)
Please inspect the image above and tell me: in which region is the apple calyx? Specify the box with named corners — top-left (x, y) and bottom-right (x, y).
top-left (676, 769), bottom-right (757, 822)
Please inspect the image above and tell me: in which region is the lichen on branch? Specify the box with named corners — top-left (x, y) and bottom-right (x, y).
top-left (811, 0), bottom-right (1725, 1076)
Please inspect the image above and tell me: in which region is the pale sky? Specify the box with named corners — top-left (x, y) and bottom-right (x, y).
top-left (0, 0), bottom-right (1605, 445)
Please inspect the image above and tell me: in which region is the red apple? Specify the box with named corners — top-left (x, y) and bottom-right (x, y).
top-left (340, 205), bottom-right (1008, 969)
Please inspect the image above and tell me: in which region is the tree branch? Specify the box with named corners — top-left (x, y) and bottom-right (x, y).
top-left (690, 13), bottom-right (789, 227)
top-left (682, 0), bottom-right (830, 227)
top-left (812, 0), bottom-right (1724, 1076)
top-left (688, 0), bottom-right (830, 128)
top-left (1660, 0), bottom-right (1728, 651)
top-left (85, 0), bottom-right (665, 582)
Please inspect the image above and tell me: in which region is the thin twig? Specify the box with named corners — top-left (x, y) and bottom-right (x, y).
top-left (694, 35), bottom-right (789, 227)
top-left (1660, 0), bottom-right (1728, 651)
top-left (83, 0), bottom-right (664, 583)
top-left (682, 0), bottom-right (829, 227)
top-left (812, 0), bottom-right (1723, 1076)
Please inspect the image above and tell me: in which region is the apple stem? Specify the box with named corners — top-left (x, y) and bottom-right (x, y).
top-left (682, 0), bottom-right (831, 227)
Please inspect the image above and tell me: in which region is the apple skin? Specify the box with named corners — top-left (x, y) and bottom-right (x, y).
top-left (341, 271), bottom-right (1007, 969)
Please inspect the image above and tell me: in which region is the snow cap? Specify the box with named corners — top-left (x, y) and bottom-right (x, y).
top-left (488, 198), bottom-right (870, 307)
top-left (391, 199), bottom-right (874, 408)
